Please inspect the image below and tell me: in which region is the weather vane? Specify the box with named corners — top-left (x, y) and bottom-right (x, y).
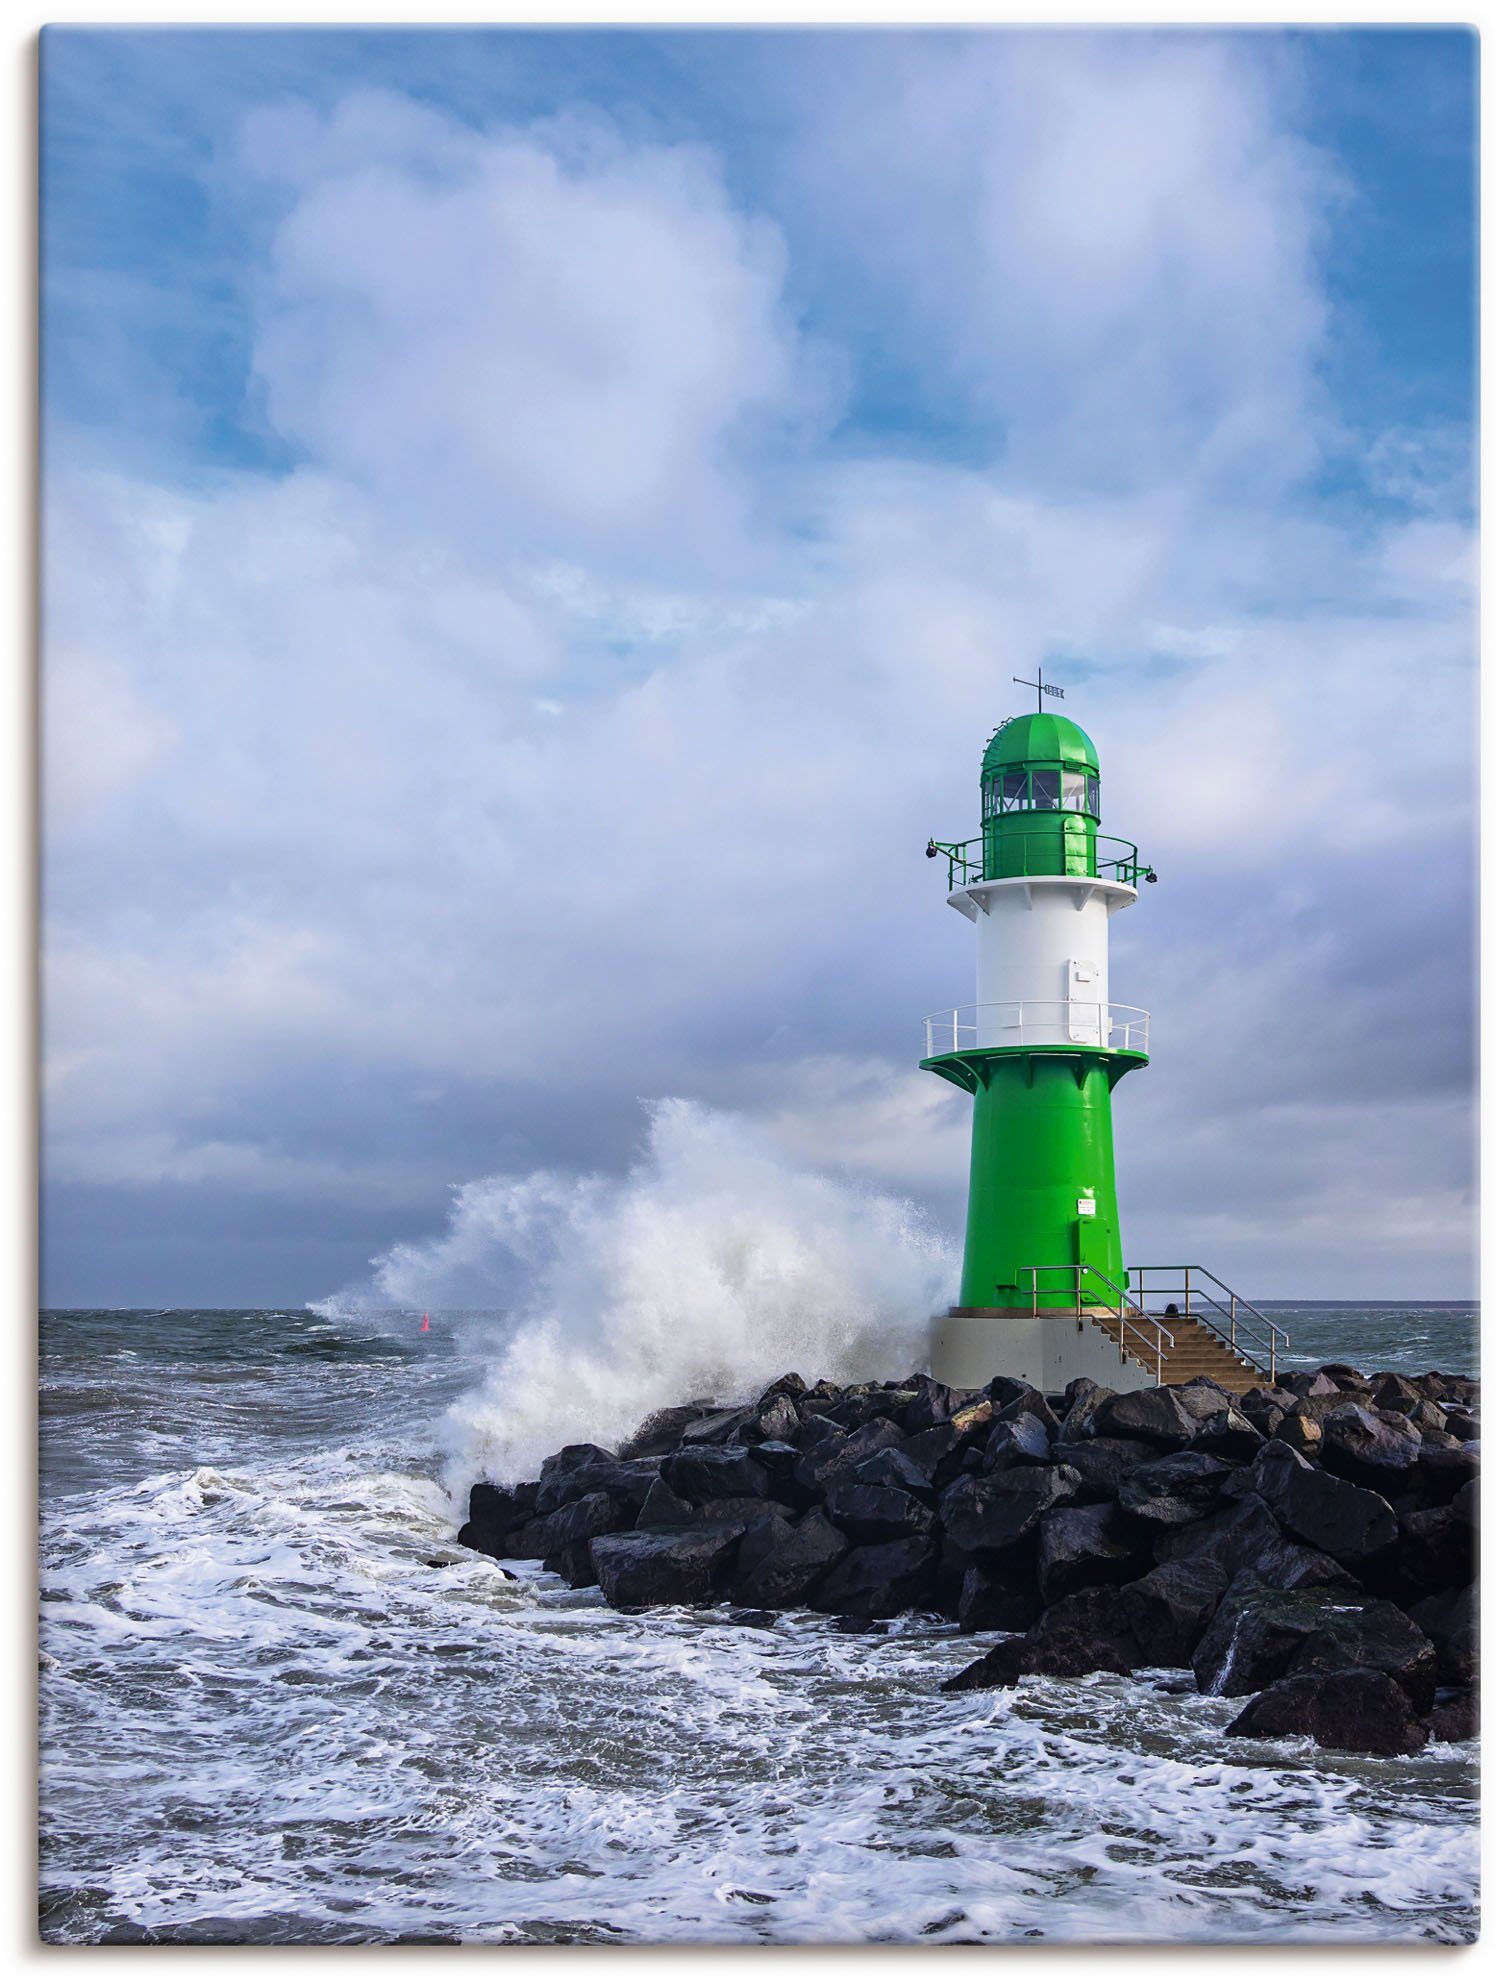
top-left (1013, 666), bottom-right (1064, 711)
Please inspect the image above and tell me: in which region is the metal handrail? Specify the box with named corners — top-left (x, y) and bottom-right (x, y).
top-left (1128, 1264), bottom-right (1291, 1384)
top-left (922, 1001), bottom-right (1150, 1058)
top-left (1020, 1264), bottom-right (1175, 1384)
top-left (930, 832), bottom-right (1147, 891)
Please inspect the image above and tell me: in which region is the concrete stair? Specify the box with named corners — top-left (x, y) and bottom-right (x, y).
top-left (1092, 1306), bottom-right (1266, 1391)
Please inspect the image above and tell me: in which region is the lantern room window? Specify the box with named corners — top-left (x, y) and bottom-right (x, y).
top-left (1029, 769), bottom-right (1060, 809)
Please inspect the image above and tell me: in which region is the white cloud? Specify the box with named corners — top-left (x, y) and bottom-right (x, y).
top-left (41, 43), bottom-right (1476, 1300)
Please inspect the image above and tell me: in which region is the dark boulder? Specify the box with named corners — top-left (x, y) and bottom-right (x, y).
top-left (1037, 1501), bottom-right (1150, 1604)
top-left (661, 1444), bottom-right (770, 1506)
top-left (941, 1465), bottom-right (1081, 1561)
top-left (1118, 1450), bottom-right (1234, 1526)
top-left (984, 1411), bottom-right (1053, 1470)
top-left (1118, 1558), bottom-right (1227, 1666)
top-left (823, 1478), bottom-right (935, 1544)
top-left (509, 1490), bottom-right (632, 1564)
top-left (813, 1535), bottom-right (939, 1619)
top-left (1372, 1374), bottom-right (1424, 1417)
top-left (1277, 1415), bottom-right (1323, 1459)
top-left (897, 1421), bottom-right (970, 1487)
top-left (1189, 1408), bottom-right (1264, 1462)
top-left (1319, 1403), bottom-right (1422, 1492)
top-left (1417, 1442), bottom-right (1479, 1505)
top-left (1408, 1586), bottom-right (1477, 1688)
top-left (1093, 1387), bottom-right (1199, 1450)
top-left (1226, 1667), bottom-right (1429, 1756)
top-left (993, 1385), bottom-right (1061, 1435)
top-left (900, 1377), bottom-right (966, 1435)
top-left (755, 1372), bottom-right (808, 1407)
top-left (746, 1394), bottom-right (801, 1445)
top-left (1286, 1370), bottom-right (1342, 1399)
top-left (616, 1404), bottom-right (708, 1460)
top-left (1053, 1436), bottom-right (1157, 1501)
top-left (636, 1475), bottom-right (695, 1528)
top-left (1056, 1378), bottom-right (1113, 1442)
top-left (590, 1524), bottom-right (745, 1607)
top-left (943, 1585), bottom-right (1146, 1690)
top-left (1428, 1690), bottom-right (1479, 1743)
top-left (853, 1446), bottom-right (938, 1502)
top-left (694, 1496), bottom-right (797, 1527)
top-left (957, 1556), bottom-right (1042, 1634)
top-left (1252, 1440), bottom-right (1397, 1568)
top-left (1238, 1385), bottom-right (1296, 1435)
top-left (678, 1406), bottom-right (753, 1446)
top-left (795, 1416), bottom-right (904, 1492)
top-left (732, 1509), bottom-right (849, 1611)
top-left (534, 1443), bottom-right (626, 1516)
top-left (458, 1478), bottom-right (537, 1556)
top-left (1397, 1503), bottom-right (1476, 1598)
top-left (1192, 1573), bottom-right (1436, 1709)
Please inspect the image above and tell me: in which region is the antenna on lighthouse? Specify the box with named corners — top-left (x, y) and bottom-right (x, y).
top-left (1013, 666), bottom-right (1065, 711)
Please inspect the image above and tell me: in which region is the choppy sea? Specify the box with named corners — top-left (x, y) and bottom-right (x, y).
top-left (39, 1302), bottom-right (1479, 1945)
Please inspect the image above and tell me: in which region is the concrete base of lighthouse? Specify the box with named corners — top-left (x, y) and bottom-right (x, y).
top-left (927, 1308), bottom-right (1158, 1394)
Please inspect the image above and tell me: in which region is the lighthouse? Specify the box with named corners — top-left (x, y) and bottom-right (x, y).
top-left (921, 691), bottom-right (1285, 1393)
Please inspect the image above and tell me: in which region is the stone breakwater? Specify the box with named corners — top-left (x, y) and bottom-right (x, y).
top-left (459, 1363), bottom-right (1478, 1758)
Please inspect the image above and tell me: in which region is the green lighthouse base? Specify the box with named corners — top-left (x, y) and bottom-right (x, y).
top-left (921, 1043), bottom-right (1146, 1312)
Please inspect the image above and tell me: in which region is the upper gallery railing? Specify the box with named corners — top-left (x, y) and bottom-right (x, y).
top-left (928, 832), bottom-right (1149, 890)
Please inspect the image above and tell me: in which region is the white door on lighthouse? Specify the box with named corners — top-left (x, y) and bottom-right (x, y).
top-left (1067, 957), bottom-right (1102, 1043)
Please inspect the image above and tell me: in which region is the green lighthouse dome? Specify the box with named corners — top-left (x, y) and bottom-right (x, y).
top-left (982, 711), bottom-right (1099, 776)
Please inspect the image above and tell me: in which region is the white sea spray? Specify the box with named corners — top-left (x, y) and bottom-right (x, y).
top-left (317, 1099), bottom-right (958, 1487)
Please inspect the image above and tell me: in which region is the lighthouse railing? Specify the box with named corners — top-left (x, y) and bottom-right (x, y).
top-left (1019, 1265), bottom-right (1173, 1383)
top-left (1127, 1266), bottom-right (1290, 1384)
top-left (921, 1003), bottom-right (1150, 1058)
top-left (931, 833), bottom-right (1147, 890)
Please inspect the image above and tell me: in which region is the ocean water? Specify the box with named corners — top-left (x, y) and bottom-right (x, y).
top-left (39, 1303), bottom-right (1478, 1946)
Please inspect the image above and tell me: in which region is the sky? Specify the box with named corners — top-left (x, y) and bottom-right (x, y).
top-left (39, 25), bottom-right (1477, 1306)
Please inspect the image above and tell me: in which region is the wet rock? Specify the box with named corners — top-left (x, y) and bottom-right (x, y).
top-left (1444, 1409), bottom-right (1479, 1442)
top-left (957, 1556), bottom-right (1042, 1634)
top-left (1252, 1440), bottom-right (1397, 1568)
top-left (732, 1508), bottom-right (849, 1610)
top-left (1226, 1667), bottom-right (1429, 1756)
top-left (534, 1443), bottom-right (625, 1516)
top-left (1238, 1386), bottom-right (1296, 1436)
top-left (943, 1585), bottom-right (1147, 1690)
top-left (679, 1406), bottom-right (753, 1446)
top-left (747, 1394), bottom-right (801, 1445)
top-left (823, 1479), bottom-right (935, 1544)
top-left (795, 1416), bottom-right (904, 1492)
top-left (1372, 1374), bottom-right (1425, 1417)
top-left (1408, 1586), bottom-right (1477, 1687)
top-left (853, 1446), bottom-right (938, 1502)
top-left (694, 1496), bottom-right (797, 1527)
top-left (813, 1534), bottom-right (939, 1619)
top-left (983, 1410), bottom-right (1053, 1469)
top-left (1118, 1451), bottom-right (1234, 1526)
top-left (1428, 1690), bottom-right (1479, 1742)
top-left (940, 1465), bottom-right (1081, 1560)
top-left (458, 1479), bottom-right (537, 1556)
top-left (1188, 1408), bottom-right (1264, 1462)
top-left (1417, 1442), bottom-right (1479, 1505)
top-left (755, 1372), bottom-right (807, 1407)
top-left (590, 1524), bottom-right (745, 1607)
top-left (661, 1444), bottom-right (770, 1506)
top-left (1118, 1559), bottom-right (1227, 1666)
top-left (1053, 1436), bottom-right (1158, 1501)
top-left (1192, 1573), bottom-right (1436, 1709)
top-left (616, 1404), bottom-right (709, 1460)
top-left (1277, 1414), bottom-right (1324, 1459)
top-left (509, 1490), bottom-right (633, 1564)
top-left (993, 1385), bottom-right (1061, 1435)
top-left (1093, 1387), bottom-right (1199, 1450)
top-left (1286, 1371), bottom-right (1342, 1399)
top-left (1056, 1378), bottom-right (1113, 1442)
top-left (636, 1475), bottom-right (695, 1528)
top-left (1319, 1403), bottom-right (1422, 1492)
top-left (896, 1421), bottom-right (971, 1490)
top-left (1397, 1503), bottom-right (1476, 1597)
top-left (899, 1377), bottom-right (966, 1435)
top-left (1037, 1502), bottom-right (1149, 1604)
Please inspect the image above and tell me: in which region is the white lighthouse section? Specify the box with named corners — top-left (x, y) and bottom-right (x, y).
top-left (946, 875), bottom-right (1139, 1050)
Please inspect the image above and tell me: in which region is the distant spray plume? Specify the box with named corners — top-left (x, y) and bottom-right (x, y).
top-left (315, 1100), bottom-right (957, 1485)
